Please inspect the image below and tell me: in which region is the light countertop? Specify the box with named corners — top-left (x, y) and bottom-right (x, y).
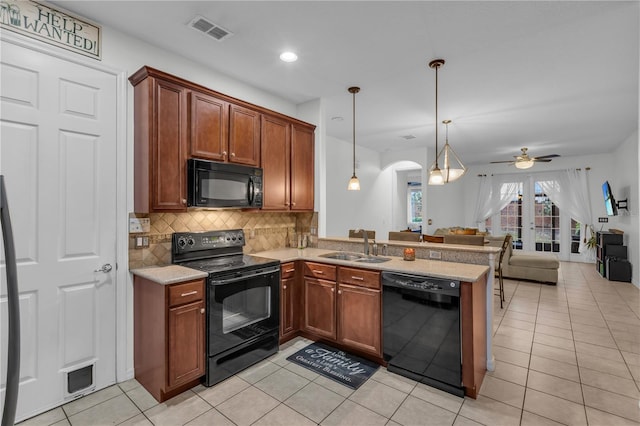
top-left (252, 248), bottom-right (489, 283)
top-left (131, 264), bottom-right (208, 285)
top-left (321, 237), bottom-right (502, 254)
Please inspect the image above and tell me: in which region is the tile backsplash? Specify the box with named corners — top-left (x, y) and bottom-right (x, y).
top-left (129, 210), bottom-right (316, 269)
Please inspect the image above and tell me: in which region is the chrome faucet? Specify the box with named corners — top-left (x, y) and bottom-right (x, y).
top-left (354, 228), bottom-right (370, 255)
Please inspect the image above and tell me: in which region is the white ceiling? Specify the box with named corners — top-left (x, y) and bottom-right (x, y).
top-left (54, 1), bottom-right (639, 166)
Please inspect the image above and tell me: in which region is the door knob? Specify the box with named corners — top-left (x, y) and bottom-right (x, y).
top-left (94, 263), bottom-right (113, 273)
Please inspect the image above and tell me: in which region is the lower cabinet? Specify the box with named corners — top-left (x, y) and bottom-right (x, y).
top-left (301, 262), bottom-right (382, 357)
top-left (280, 262), bottom-right (299, 341)
top-left (134, 276), bottom-right (205, 402)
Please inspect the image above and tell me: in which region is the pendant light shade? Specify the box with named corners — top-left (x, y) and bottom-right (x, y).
top-left (427, 59), bottom-right (466, 185)
top-left (347, 86), bottom-right (361, 191)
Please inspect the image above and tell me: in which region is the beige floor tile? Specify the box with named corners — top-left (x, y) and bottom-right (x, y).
top-left (576, 352), bottom-right (633, 379)
top-left (579, 367), bottom-right (640, 399)
top-left (255, 367), bottom-right (310, 401)
top-left (67, 394), bottom-right (140, 426)
top-left (144, 390), bottom-right (212, 426)
top-left (535, 315), bottom-right (572, 330)
top-left (452, 415), bottom-right (483, 426)
top-left (503, 311), bottom-right (536, 323)
top-left (216, 387), bottom-right (279, 426)
top-left (390, 395), bottom-right (456, 426)
top-left (62, 385), bottom-right (123, 417)
top-left (492, 345), bottom-right (530, 368)
top-left (18, 408), bottom-right (67, 426)
top-left (117, 413), bottom-right (153, 426)
top-left (574, 341), bottom-right (625, 362)
top-left (523, 388), bottom-right (587, 425)
top-left (570, 313), bottom-right (607, 328)
top-left (410, 382), bottom-right (464, 414)
top-left (526, 370), bottom-right (583, 404)
top-left (478, 375), bottom-right (525, 408)
top-left (533, 332), bottom-right (575, 351)
top-left (486, 360), bottom-right (528, 386)
top-left (528, 354), bottom-right (579, 382)
top-left (497, 317), bottom-right (536, 332)
top-left (237, 360), bottom-right (281, 384)
top-left (493, 334), bottom-right (533, 353)
top-left (458, 395), bottom-right (521, 426)
top-left (371, 368), bottom-right (417, 394)
top-left (585, 406), bottom-right (640, 426)
top-left (185, 408), bottom-right (235, 426)
top-left (536, 310), bottom-right (570, 322)
top-left (194, 376), bottom-right (251, 406)
top-left (616, 339), bottom-right (640, 354)
top-left (573, 330), bottom-right (617, 348)
top-left (283, 361), bottom-right (321, 380)
top-left (252, 403), bottom-right (317, 426)
top-left (118, 379), bottom-right (142, 393)
top-left (284, 382), bottom-right (345, 423)
top-left (320, 400), bottom-right (388, 426)
top-left (582, 384), bottom-right (640, 423)
top-left (531, 343), bottom-right (577, 365)
top-left (269, 343), bottom-right (306, 366)
top-left (520, 411), bottom-right (564, 426)
top-left (495, 325), bottom-right (534, 341)
top-left (621, 350), bottom-right (640, 366)
top-left (126, 384), bottom-right (159, 412)
top-left (313, 375), bottom-right (354, 398)
top-left (348, 379), bottom-right (408, 418)
top-left (534, 323), bottom-right (573, 340)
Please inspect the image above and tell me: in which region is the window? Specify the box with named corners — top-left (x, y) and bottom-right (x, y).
top-left (570, 219), bottom-right (580, 254)
top-left (407, 183), bottom-right (422, 225)
top-left (534, 183), bottom-right (560, 253)
top-left (487, 183), bottom-right (523, 250)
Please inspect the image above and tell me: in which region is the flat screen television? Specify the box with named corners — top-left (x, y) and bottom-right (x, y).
top-left (602, 181), bottom-right (618, 216)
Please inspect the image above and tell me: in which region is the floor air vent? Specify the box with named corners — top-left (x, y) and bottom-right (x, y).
top-left (188, 16), bottom-right (233, 41)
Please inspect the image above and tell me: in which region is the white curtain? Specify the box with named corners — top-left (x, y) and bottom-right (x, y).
top-left (473, 174), bottom-right (521, 229)
top-left (537, 169), bottom-right (593, 254)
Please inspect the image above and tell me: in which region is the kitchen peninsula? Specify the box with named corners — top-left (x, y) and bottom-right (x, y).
top-left (253, 245), bottom-right (493, 398)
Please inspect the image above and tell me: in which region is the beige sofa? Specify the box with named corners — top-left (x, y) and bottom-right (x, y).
top-left (487, 236), bottom-right (559, 284)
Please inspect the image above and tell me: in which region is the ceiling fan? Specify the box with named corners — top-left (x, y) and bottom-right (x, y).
top-left (490, 147), bottom-right (560, 169)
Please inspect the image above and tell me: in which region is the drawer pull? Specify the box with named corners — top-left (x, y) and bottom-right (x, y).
top-left (313, 270), bottom-right (325, 274)
top-left (181, 290), bottom-right (198, 297)
top-left (351, 276), bottom-right (364, 281)
top-left (285, 269), bottom-right (295, 273)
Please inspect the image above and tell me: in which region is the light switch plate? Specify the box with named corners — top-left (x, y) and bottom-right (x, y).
top-left (129, 217), bottom-right (150, 233)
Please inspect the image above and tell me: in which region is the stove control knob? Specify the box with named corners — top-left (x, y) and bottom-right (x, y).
top-left (177, 237), bottom-right (187, 248)
top-left (187, 237), bottom-right (195, 247)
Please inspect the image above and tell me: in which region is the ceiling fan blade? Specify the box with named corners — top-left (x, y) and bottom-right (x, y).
top-left (490, 160), bottom-right (515, 164)
top-left (531, 154), bottom-right (560, 160)
top-left (532, 158), bottom-right (552, 162)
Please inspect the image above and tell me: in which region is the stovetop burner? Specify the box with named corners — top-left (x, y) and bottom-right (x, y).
top-left (171, 229), bottom-right (279, 275)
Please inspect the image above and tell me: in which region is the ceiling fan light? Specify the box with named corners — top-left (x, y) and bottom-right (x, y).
top-left (515, 159), bottom-right (534, 169)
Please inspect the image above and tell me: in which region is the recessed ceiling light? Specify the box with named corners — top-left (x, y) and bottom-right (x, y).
top-left (279, 51), bottom-right (298, 62)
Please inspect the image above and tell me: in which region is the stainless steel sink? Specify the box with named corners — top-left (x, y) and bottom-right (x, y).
top-left (319, 251), bottom-right (391, 263)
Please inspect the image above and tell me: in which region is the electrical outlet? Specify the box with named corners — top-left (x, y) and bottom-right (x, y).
top-left (129, 217), bottom-right (150, 233)
top-left (598, 217), bottom-right (609, 223)
top-left (429, 250), bottom-right (442, 259)
top-left (134, 236), bottom-right (149, 248)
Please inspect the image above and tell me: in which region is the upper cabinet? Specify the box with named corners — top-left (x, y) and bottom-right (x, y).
top-left (130, 66), bottom-right (315, 213)
top-left (261, 115), bottom-right (315, 211)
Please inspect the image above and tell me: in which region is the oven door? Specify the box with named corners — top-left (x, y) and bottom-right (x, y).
top-left (207, 266), bottom-right (280, 355)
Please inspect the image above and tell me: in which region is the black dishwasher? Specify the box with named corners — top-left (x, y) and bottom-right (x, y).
top-left (382, 271), bottom-right (463, 397)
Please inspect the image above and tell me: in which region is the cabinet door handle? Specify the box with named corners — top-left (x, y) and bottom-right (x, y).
top-left (200, 308), bottom-right (205, 314)
top-left (181, 199), bottom-right (187, 205)
top-left (222, 150), bottom-right (227, 157)
top-left (313, 270), bottom-right (324, 274)
top-left (283, 285), bottom-right (287, 289)
top-left (284, 269), bottom-right (295, 273)
top-left (291, 202), bottom-right (296, 206)
top-left (338, 290), bottom-right (342, 295)
top-left (231, 152), bottom-right (236, 157)
top-left (181, 290), bottom-right (198, 297)
top-left (331, 288), bottom-right (335, 292)
top-left (351, 276), bottom-right (364, 281)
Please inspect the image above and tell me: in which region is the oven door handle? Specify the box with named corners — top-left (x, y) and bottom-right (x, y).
top-left (210, 270), bottom-right (275, 286)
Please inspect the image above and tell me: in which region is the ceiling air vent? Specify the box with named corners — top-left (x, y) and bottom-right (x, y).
top-left (188, 16), bottom-right (233, 41)
top-left (401, 135), bottom-right (416, 140)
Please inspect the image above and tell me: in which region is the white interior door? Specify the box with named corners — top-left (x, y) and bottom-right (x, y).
top-left (0, 38), bottom-right (118, 421)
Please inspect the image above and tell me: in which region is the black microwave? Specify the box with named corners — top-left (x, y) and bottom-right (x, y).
top-left (187, 159), bottom-right (263, 209)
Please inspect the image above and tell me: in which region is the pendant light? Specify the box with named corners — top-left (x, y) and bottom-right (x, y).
top-left (440, 119), bottom-right (467, 181)
top-left (427, 59), bottom-right (466, 185)
top-left (347, 86), bottom-right (361, 191)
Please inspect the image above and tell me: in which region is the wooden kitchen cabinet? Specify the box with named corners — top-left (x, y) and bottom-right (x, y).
top-left (228, 104), bottom-right (261, 166)
top-left (130, 68), bottom-right (188, 212)
top-left (337, 267), bottom-right (381, 357)
top-left (261, 115), bottom-right (315, 211)
top-left (189, 90), bottom-right (228, 162)
top-left (280, 261), bottom-right (299, 342)
top-left (301, 262), bottom-right (381, 357)
top-left (134, 276), bottom-right (205, 402)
